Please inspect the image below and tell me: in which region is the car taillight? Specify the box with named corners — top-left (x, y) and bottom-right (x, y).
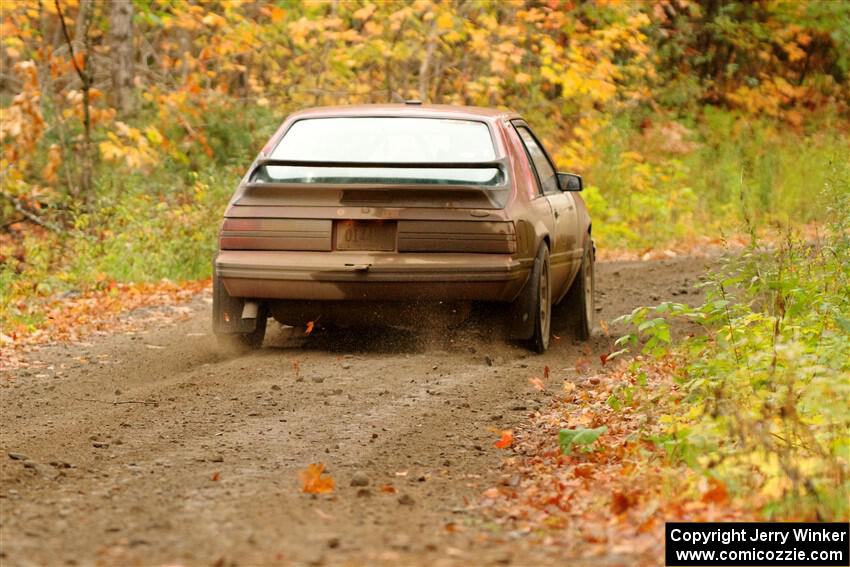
top-left (397, 221), bottom-right (516, 254)
top-left (219, 218), bottom-right (332, 251)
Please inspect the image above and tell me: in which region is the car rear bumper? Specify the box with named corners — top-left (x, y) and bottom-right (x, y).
top-left (216, 250), bottom-right (530, 302)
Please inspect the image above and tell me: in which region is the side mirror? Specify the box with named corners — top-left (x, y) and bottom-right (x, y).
top-left (558, 172), bottom-right (583, 192)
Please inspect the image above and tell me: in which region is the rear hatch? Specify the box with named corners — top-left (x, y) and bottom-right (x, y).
top-left (221, 159), bottom-right (516, 254)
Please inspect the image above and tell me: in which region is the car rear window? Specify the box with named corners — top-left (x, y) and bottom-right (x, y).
top-left (256, 117), bottom-right (501, 186)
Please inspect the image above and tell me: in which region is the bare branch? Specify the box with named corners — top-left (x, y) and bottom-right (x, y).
top-left (0, 191), bottom-right (63, 233)
top-left (54, 0), bottom-right (89, 88)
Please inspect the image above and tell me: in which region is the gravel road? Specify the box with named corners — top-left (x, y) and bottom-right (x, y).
top-left (0, 256), bottom-right (710, 566)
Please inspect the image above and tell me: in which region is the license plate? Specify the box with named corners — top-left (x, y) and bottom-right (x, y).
top-left (335, 221), bottom-right (396, 251)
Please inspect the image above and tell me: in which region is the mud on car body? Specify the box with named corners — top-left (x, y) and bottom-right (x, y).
top-left (213, 103), bottom-right (594, 353)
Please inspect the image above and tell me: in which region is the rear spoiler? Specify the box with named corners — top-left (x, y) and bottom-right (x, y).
top-left (238, 158), bottom-right (510, 207)
top-left (248, 158), bottom-right (508, 184)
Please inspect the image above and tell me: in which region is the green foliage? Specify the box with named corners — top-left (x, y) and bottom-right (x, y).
top-left (618, 164), bottom-right (850, 519)
top-left (587, 109), bottom-right (849, 250)
top-left (559, 426), bottom-right (607, 456)
top-left (0, 164), bottom-right (237, 328)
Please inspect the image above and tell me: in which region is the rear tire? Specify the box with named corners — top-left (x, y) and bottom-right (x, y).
top-left (529, 244), bottom-right (552, 353)
top-left (560, 241), bottom-right (594, 340)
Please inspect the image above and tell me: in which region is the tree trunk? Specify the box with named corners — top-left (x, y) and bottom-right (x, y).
top-left (109, 0), bottom-right (134, 115)
top-left (55, 0), bottom-right (93, 197)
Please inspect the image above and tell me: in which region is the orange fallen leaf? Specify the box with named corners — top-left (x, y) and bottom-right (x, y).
top-left (305, 321), bottom-right (315, 336)
top-left (575, 357), bottom-right (592, 374)
top-left (483, 487), bottom-right (501, 498)
top-left (299, 463), bottom-right (335, 494)
top-left (543, 365), bottom-right (550, 378)
top-left (494, 431), bottom-right (514, 449)
top-left (573, 463), bottom-right (595, 478)
top-left (701, 478), bottom-right (729, 505)
top-left (379, 484), bottom-right (397, 493)
top-left (211, 471), bottom-right (220, 481)
top-left (528, 377), bottom-right (545, 391)
top-left (599, 319), bottom-right (610, 336)
top-left (611, 490), bottom-right (637, 514)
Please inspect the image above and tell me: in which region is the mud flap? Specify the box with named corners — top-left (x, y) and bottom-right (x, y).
top-left (508, 264), bottom-right (536, 341)
top-left (212, 262), bottom-right (259, 335)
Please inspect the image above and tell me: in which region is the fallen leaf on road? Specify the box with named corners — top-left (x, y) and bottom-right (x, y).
top-left (701, 478), bottom-right (729, 504)
top-left (299, 463), bottom-right (335, 494)
top-left (379, 484), bottom-right (397, 493)
top-left (575, 357), bottom-right (592, 374)
top-left (611, 490), bottom-right (638, 514)
top-left (573, 463), bottom-right (595, 478)
top-left (305, 321), bottom-right (315, 336)
top-left (211, 471), bottom-right (220, 481)
top-left (529, 377), bottom-right (545, 391)
top-left (494, 431), bottom-right (514, 449)
top-left (543, 365), bottom-right (550, 378)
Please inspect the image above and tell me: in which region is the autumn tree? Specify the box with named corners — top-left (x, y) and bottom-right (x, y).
top-left (109, 0), bottom-right (134, 116)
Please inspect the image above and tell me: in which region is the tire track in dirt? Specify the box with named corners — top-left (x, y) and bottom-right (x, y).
top-left (0, 257), bottom-right (710, 566)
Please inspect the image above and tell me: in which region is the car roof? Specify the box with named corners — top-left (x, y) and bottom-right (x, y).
top-left (286, 103), bottom-right (520, 123)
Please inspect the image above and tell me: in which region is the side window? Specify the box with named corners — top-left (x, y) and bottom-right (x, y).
top-left (515, 126), bottom-right (559, 195)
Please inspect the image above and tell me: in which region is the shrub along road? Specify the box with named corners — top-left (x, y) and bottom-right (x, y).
top-left (1, 257), bottom-right (709, 566)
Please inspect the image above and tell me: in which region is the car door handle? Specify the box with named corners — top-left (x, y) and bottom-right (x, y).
top-left (344, 263), bottom-right (371, 272)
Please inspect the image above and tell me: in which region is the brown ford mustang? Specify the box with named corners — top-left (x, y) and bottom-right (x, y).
top-left (213, 103), bottom-right (594, 352)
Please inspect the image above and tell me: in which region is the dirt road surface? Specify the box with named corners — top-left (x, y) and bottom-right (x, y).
top-left (1, 257), bottom-right (710, 566)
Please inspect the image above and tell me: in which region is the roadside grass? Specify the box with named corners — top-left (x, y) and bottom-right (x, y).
top-left (614, 163), bottom-right (850, 520)
top-left (584, 108), bottom-right (849, 251)
top-left (1, 99), bottom-right (275, 333)
top-left (1, 166), bottom-right (235, 331)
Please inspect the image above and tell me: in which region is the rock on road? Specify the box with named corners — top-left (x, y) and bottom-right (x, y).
top-left (0, 257), bottom-right (709, 566)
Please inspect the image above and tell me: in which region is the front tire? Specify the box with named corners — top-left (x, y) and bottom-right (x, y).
top-left (560, 241), bottom-right (594, 340)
